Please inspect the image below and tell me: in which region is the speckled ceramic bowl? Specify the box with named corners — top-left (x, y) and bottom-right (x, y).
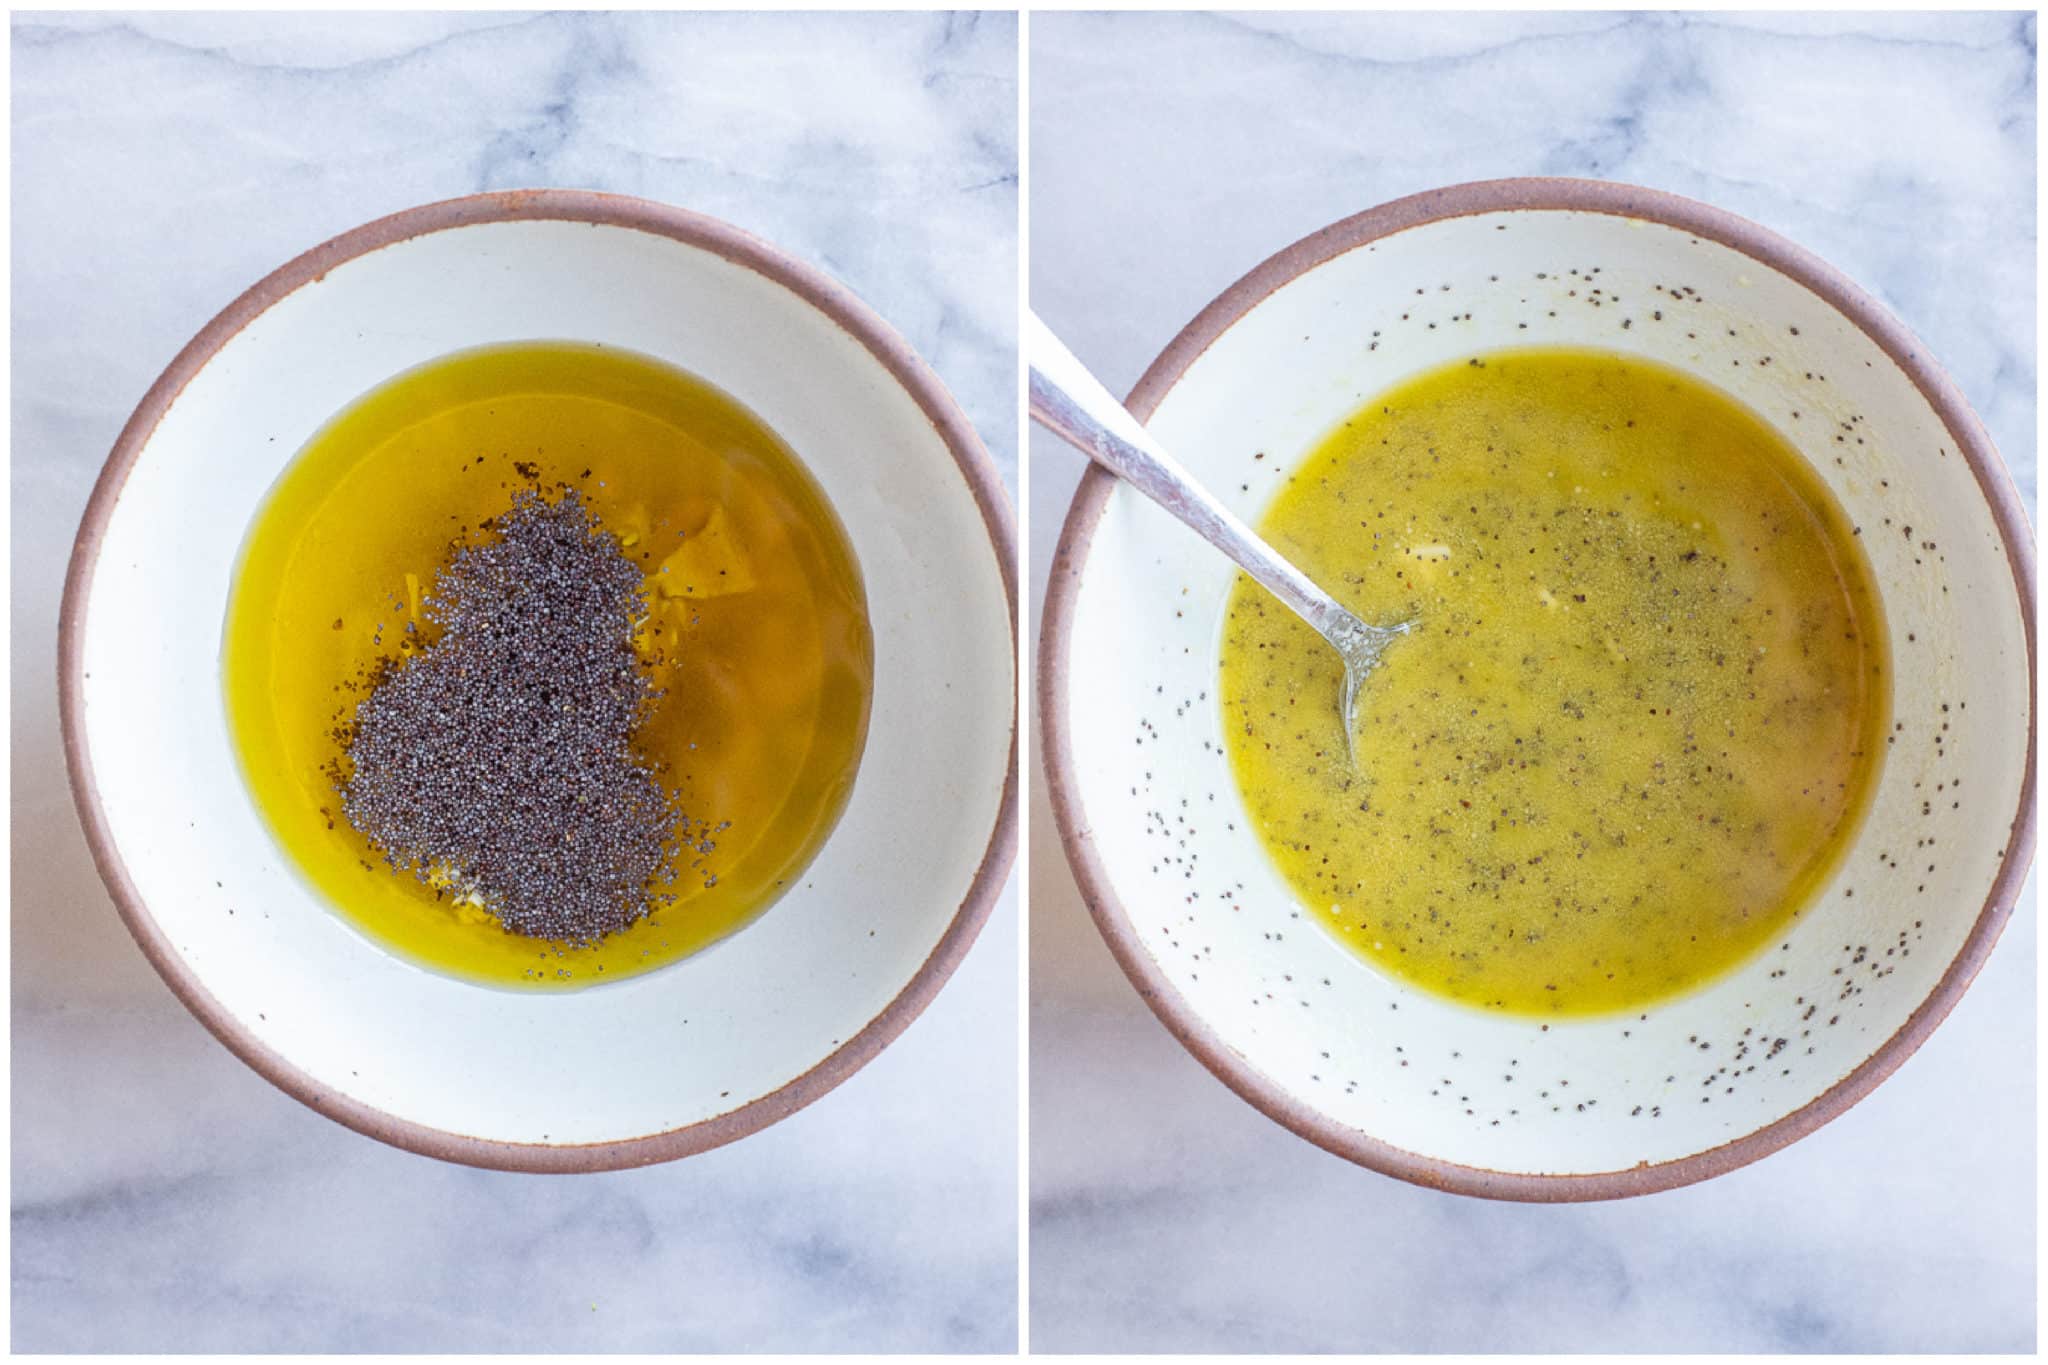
top-left (62, 191), bottom-right (1017, 1171)
top-left (1042, 178), bottom-right (2034, 1200)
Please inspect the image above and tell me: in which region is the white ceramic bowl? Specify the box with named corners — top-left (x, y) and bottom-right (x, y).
top-left (62, 191), bottom-right (1017, 1170)
top-left (1042, 179), bottom-right (2033, 1199)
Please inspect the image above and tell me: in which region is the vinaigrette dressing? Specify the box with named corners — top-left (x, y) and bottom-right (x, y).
top-left (1219, 349), bottom-right (1887, 1015)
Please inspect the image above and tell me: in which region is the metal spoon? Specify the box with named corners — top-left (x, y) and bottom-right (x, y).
top-left (1028, 311), bottom-right (1411, 766)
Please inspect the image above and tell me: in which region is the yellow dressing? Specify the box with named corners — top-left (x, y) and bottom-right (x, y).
top-left (1218, 349), bottom-right (1887, 1015)
top-left (223, 342), bottom-right (873, 988)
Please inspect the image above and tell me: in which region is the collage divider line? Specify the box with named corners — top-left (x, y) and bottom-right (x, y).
top-left (1013, 8), bottom-right (1032, 1356)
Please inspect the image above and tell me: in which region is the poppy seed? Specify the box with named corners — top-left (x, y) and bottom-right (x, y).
top-left (339, 487), bottom-right (688, 944)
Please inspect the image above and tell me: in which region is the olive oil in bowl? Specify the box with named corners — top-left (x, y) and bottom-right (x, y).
top-left (224, 342), bottom-right (873, 989)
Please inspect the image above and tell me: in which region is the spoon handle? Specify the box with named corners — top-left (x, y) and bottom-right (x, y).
top-left (1026, 310), bottom-right (1353, 640)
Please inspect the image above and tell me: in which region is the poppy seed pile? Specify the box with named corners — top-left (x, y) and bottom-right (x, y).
top-left (338, 487), bottom-right (683, 945)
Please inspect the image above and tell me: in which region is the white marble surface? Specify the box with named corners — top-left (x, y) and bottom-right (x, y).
top-left (12, 12), bottom-right (1016, 1353)
top-left (1029, 11), bottom-right (2034, 1353)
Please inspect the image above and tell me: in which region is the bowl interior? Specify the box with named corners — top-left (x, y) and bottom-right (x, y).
top-left (1054, 203), bottom-right (2030, 1182)
top-left (73, 213), bottom-right (1014, 1152)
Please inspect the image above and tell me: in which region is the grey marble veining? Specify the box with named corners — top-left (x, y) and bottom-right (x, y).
top-left (13, 12), bottom-right (1016, 1353)
top-left (1028, 10), bottom-right (2034, 1354)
